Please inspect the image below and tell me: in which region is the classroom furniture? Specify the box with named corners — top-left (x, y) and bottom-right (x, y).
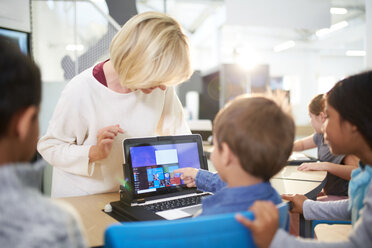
top-left (312, 220), bottom-right (351, 238)
top-left (270, 178), bottom-right (324, 195)
top-left (55, 193), bottom-right (119, 247)
top-left (104, 211), bottom-right (256, 248)
top-left (314, 223), bottom-right (352, 242)
top-left (272, 166), bottom-right (327, 238)
top-left (273, 166), bottom-right (326, 182)
top-left (57, 167), bottom-right (326, 247)
top-left (203, 144), bottom-right (213, 159)
top-left (287, 151), bottom-right (317, 165)
top-left (104, 203), bottom-right (289, 248)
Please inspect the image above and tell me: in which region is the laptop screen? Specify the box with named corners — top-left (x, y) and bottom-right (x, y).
top-left (123, 135), bottom-right (207, 199)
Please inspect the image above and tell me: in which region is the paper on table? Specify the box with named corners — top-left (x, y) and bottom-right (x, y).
top-left (289, 152), bottom-right (311, 161)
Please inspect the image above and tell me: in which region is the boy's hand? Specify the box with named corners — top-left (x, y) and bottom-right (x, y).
top-left (281, 194), bottom-right (308, 214)
top-left (174, 168), bottom-right (199, 187)
top-left (235, 201), bottom-right (278, 248)
top-left (89, 124), bottom-right (125, 162)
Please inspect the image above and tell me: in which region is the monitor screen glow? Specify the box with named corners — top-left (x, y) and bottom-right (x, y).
top-left (0, 27), bottom-right (29, 55)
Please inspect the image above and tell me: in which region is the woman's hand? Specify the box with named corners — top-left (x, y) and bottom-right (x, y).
top-left (298, 162), bottom-right (328, 171)
top-left (281, 194), bottom-right (308, 214)
top-left (235, 201), bottom-right (278, 248)
top-left (89, 124), bottom-right (124, 162)
top-left (174, 167), bottom-right (199, 187)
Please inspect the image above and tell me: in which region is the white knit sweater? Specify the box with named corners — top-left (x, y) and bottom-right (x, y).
top-left (38, 66), bottom-right (190, 197)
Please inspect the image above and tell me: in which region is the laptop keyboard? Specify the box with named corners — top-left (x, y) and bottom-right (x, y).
top-left (143, 193), bottom-right (211, 212)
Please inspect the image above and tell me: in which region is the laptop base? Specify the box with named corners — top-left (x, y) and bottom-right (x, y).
top-left (110, 201), bottom-right (165, 221)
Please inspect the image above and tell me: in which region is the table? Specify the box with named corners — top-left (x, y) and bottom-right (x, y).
top-left (270, 178), bottom-right (324, 195)
top-left (273, 166), bottom-right (326, 238)
top-left (56, 193), bottom-right (119, 247)
top-left (314, 224), bottom-right (352, 242)
top-left (273, 166), bottom-right (326, 182)
top-left (58, 166), bottom-right (326, 247)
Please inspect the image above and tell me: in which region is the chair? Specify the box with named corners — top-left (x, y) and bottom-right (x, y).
top-left (277, 202), bottom-right (290, 231)
top-left (104, 203), bottom-right (289, 248)
top-left (312, 219), bottom-right (351, 238)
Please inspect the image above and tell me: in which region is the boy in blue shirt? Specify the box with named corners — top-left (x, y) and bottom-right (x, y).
top-left (176, 96), bottom-right (295, 216)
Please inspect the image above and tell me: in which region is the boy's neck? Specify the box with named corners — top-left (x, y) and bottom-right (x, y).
top-left (225, 165), bottom-right (263, 188)
top-left (0, 139), bottom-right (21, 165)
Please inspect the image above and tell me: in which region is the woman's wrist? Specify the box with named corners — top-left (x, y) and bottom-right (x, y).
top-left (89, 145), bottom-right (100, 162)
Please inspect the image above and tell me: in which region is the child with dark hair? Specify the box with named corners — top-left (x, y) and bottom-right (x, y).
top-left (237, 70), bottom-right (372, 248)
top-left (0, 38), bottom-right (86, 247)
top-left (294, 94), bottom-right (358, 199)
top-left (176, 95), bottom-right (295, 216)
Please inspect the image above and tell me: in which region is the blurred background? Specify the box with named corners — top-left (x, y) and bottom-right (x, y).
top-left (1, 0), bottom-right (370, 194)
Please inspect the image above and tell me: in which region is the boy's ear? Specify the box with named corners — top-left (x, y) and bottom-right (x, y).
top-left (220, 142), bottom-right (233, 166)
top-left (16, 106), bottom-right (37, 141)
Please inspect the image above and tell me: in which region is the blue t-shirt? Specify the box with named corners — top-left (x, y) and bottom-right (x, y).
top-left (195, 170), bottom-right (282, 216)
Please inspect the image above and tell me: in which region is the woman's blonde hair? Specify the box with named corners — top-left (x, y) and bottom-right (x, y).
top-left (110, 12), bottom-right (192, 89)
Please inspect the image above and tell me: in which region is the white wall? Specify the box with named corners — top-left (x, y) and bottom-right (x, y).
top-left (269, 51), bottom-right (364, 125)
top-left (0, 0), bottom-right (30, 32)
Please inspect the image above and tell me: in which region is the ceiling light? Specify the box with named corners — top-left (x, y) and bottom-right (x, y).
top-left (273, 40), bottom-right (295, 53)
top-left (331, 21), bottom-right (349, 31)
top-left (345, 50), bottom-right (366, 57)
top-left (330, 8), bottom-right (348, 15)
top-left (316, 21), bottom-right (349, 37)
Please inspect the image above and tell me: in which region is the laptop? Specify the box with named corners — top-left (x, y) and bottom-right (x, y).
top-left (110, 134), bottom-right (211, 221)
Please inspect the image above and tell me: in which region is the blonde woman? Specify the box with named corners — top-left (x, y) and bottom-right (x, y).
top-left (38, 12), bottom-right (193, 198)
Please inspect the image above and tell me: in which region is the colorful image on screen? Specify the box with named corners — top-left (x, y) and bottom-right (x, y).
top-left (130, 142), bottom-right (200, 194)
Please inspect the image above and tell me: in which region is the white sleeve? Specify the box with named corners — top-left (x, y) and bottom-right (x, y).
top-left (271, 183), bottom-right (372, 248)
top-left (37, 83), bottom-right (93, 177)
top-left (303, 199), bottom-right (351, 221)
top-left (156, 86), bottom-right (191, 135)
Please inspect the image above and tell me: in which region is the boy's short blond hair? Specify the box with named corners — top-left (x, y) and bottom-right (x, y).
top-left (110, 11), bottom-right (192, 89)
top-left (213, 96), bottom-right (295, 181)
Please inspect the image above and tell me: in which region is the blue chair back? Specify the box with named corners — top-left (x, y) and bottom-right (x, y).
top-left (277, 202), bottom-right (290, 231)
top-left (104, 203), bottom-right (289, 248)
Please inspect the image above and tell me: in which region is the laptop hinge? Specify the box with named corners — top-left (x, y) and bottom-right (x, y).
top-left (136, 198), bottom-right (146, 204)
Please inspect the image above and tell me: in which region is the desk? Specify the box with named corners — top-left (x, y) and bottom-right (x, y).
top-left (270, 178), bottom-right (324, 195)
top-left (273, 166), bottom-right (326, 182)
top-left (314, 224), bottom-right (352, 242)
top-left (273, 166), bottom-right (326, 238)
top-left (203, 144), bottom-right (213, 159)
top-left (59, 167), bottom-right (326, 247)
top-left (56, 193), bottom-right (119, 247)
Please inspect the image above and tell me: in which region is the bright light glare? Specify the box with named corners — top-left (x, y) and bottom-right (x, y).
top-left (235, 47), bottom-right (260, 70)
top-left (318, 76), bottom-right (336, 94)
top-left (65, 44), bottom-right (84, 51)
top-left (330, 8), bottom-right (348, 15)
top-left (273, 40), bottom-right (295, 53)
top-left (331, 21), bottom-right (349, 31)
top-left (316, 21), bottom-right (348, 37)
top-left (345, 50), bottom-right (366, 57)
